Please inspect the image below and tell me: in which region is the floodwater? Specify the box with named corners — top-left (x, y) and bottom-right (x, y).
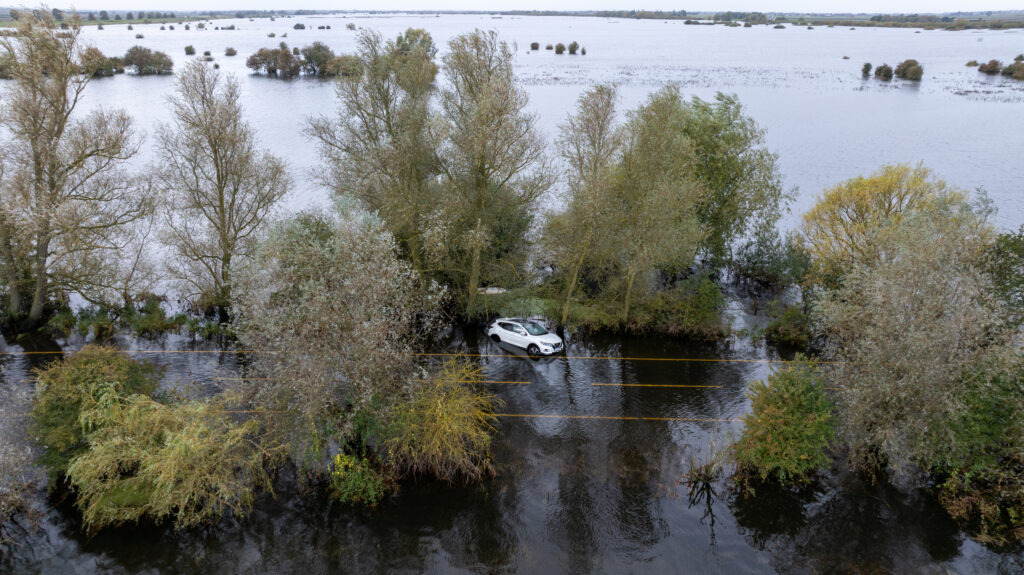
top-left (65, 12), bottom-right (1024, 230)
top-left (2, 290), bottom-right (1023, 573)
top-left (4, 12), bottom-right (1024, 573)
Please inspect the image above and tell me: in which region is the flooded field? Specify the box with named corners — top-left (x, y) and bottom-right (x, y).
top-left (3, 12), bottom-right (1024, 573)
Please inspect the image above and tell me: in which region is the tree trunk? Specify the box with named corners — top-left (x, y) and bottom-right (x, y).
top-left (466, 227), bottom-right (482, 319)
top-left (25, 234), bottom-right (50, 329)
top-left (0, 225), bottom-right (22, 319)
top-left (561, 248), bottom-right (587, 327)
top-left (217, 253), bottom-right (232, 324)
top-left (622, 271), bottom-right (636, 326)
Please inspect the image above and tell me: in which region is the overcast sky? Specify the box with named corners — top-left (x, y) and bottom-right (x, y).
top-left (67, 2), bottom-right (1023, 14)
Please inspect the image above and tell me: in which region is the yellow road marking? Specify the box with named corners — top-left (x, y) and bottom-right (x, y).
top-left (592, 382), bottom-right (722, 388)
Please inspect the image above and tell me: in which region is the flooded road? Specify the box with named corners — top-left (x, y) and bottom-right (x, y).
top-left (2, 323), bottom-right (1020, 573)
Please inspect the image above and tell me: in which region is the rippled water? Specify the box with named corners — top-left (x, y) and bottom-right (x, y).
top-left (4, 13), bottom-right (1024, 573)
top-left (64, 12), bottom-right (1024, 230)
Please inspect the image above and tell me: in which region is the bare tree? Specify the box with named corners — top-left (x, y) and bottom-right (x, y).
top-left (0, 11), bottom-right (151, 330)
top-left (436, 30), bottom-right (552, 318)
top-left (156, 60), bottom-right (290, 322)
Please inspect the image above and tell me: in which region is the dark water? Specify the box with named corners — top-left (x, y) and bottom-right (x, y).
top-left (2, 313), bottom-right (1022, 573)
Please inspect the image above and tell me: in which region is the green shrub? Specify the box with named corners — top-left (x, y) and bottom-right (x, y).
top-left (581, 47), bottom-right (586, 55)
top-left (545, 44), bottom-right (553, 50)
top-left (1015, 53), bottom-right (1024, 62)
top-left (328, 453), bottom-right (391, 505)
top-left (633, 274), bottom-right (727, 339)
top-left (773, 24), bottom-right (785, 29)
top-left (225, 47), bottom-right (237, 56)
top-left (346, 22), bottom-right (356, 31)
top-left (385, 362), bottom-right (499, 481)
top-left (529, 41), bottom-right (539, 50)
top-left (978, 59), bottom-right (1002, 74)
top-left (46, 307), bottom-right (77, 339)
top-left (895, 59), bottom-right (923, 81)
top-left (293, 23), bottom-right (305, 30)
top-left (554, 43), bottom-right (566, 54)
top-left (733, 357), bottom-right (834, 490)
top-left (568, 41), bottom-right (579, 55)
top-left (874, 63), bottom-right (893, 81)
top-left (66, 387), bottom-right (272, 530)
top-left (764, 305), bottom-right (811, 348)
top-left (966, 60), bottom-right (979, 67)
top-left (31, 346), bottom-right (161, 479)
top-left (323, 54), bottom-right (362, 77)
top-left (184, 45), bottom-right (195, 56)
top-left (1002, 61), bottom-right (1024, 80)
top-left (862, 62), bottom-right (872, 77)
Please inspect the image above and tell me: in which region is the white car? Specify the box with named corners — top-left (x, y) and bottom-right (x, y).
top-left (486, 318), bottom-right (564, 356)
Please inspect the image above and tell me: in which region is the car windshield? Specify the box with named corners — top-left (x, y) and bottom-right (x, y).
top-left (523, 321), bottom-right (548, 336)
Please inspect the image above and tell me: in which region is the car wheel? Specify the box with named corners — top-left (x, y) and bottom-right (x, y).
top-left (527, 344), bottom-right (540, 355)
top-left (490, 334), bottom-right (501, 342)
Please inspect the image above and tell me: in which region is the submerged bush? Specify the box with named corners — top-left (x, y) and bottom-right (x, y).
top-left (385, 362), bottom-right (499, 482)
top-left (184, 45), bottom-right (195, 55)
top-left (733, 358), bottom-right (834, 490)
top-left (895, 58), bottom-right (923, 81)
top-left (329, 453), bottom-right (391, 505)
top-left (66, 386), bottom-right (273, 530)
top-left (874, 63), bottom-right (893, 81)
top-left (545, 43), bottom-right (553, 50)
top-left (862, 62), bottom-right (872, 76)
top-left (323, 54), bottom-right (362, 77)
top-left (225, 47), bottom-right (237, 56)
top-left (123, 45), bottom-right (173, 75)
top-left (1002, 61), bottom-right (1024, 80)
top-left (530, 41), bottom-right (539, 50)
top-left (555, 43), bottom-right (565, 54)
top-left (31, 346), bottom-right (161, 479)
top-left (978, 59), bottom-right (1002, 74)
top-left (764, 304), bottom-right (811, 348)
top-left (568, 41), bottom-right (579, 55)
top-left (966, 59), bottom-right (979, 67)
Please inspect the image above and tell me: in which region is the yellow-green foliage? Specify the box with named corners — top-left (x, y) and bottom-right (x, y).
top-left (32, 346), bottom-right (160, 478)
top-left (733, 358), bottom-right (834, 489)
top-left (385, 361), bottom-right (499, 481)
top-left (65, 384), bottom-right (272, 531)
top-left (329, 453), bottom-right (391, 505)
top-left (764, 304), bottom-right (811, 348)
top-left (801, 163), bottom-right (959, 287)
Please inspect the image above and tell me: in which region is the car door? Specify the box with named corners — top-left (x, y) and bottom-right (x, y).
top-left (498, 322), bottom-right (524, 348)
top-left (510, 323), bottom-right (530, 348)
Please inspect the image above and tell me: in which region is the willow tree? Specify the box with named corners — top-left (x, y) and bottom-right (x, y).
top-left (436, 30), bottom-right (552, 318)
top-left (307, 28), bottom-right (439, 271)
top-left (0, 11), bottom-right (151, 331)
top-left (801, 163), bottom-right (952, 287)
top-left (157, 61), bottom-right (290, 321)
top-left (611, 86), bottom-right (706, 323)
top-left (544, 83), bottom-right (623, 326)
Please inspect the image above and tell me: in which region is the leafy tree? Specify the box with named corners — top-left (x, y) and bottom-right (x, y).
top-left (544, 84), bottom-right (623, 325)
top-left (0, 13), bottom-right (153, 331)
top-left (816, 195), bottom-right (1003, 476)
top-left (985, 225), bottom-right (1024, 322)
top-left (99, 10), bottom-right (108, 20)
top-left (300, 41), bottom-right (334, 75)
top-left (734, 358), bottom-right (834, 488)
top-left (436, 30), bottom-right (552, 317)
top-left (156, 61), bottom-right (290, 321)
top-left (610, 86), bottom-right (706, 322)
top-left (31, 346), bottom-right (160, 479)
top-left (680, 93), bottom-right (785, 264)
top-left (233, 206), bottom-right (444, 472)
top-left (65, 383), bottom-right (272, 531)
top-left (800, 163), bottom-right (955, 287)
top-left (122, 45), bottom-right (173, 75)
top-left (308, 29), bottom-right (439, 272)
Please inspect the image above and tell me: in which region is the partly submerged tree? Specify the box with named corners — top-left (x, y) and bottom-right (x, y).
top-left (157, 60), bottom-right (290, 321)
top-left (307, 29), bottom-right (440, 272)
top-left (435, 29), bottom-right (552, 317)
top-left (801, 163), bottom-right (955, 287)
top-left (0, 11), bottom-right (152, 331)
top-left (544, 83), bottom-right (623, 326)
top-left (233, 204), bottom-right (444, 471)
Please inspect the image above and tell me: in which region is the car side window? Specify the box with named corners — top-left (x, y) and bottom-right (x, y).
top-left (499, 322), bottom-right (514, 332)
top-left (512, 325), bottom-right (527, 336)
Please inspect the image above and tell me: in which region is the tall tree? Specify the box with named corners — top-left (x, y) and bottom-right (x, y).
top-left (0, 11), bottom-right (150, 330)
top-left (156, 61), bottom-right (290, 322)
top-left (544, 83), bottom-right (623, 325)
top-left (611, 86), bottom-right (706, 323)
top-left (437, 30), bottom-right (551, 317)
top-left (307, 29), bottom-right (439, 272)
